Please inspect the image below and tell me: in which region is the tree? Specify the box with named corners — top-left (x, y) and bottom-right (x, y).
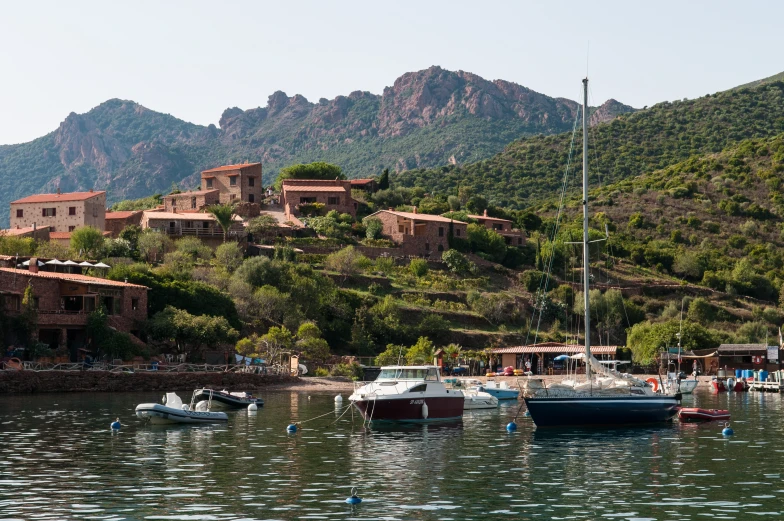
top-left (138, 230), bottom-right (173, 262)
top-left (206, 204), bottom-right (238, 242)
top-left (246, 214), bottom-right (279, 241)
top-left (214, 242), bottom-right (243, 273)
top-left (176, 236), bottom-right (212, 262)
top-left (119, 224), bottom-right (142, 255)
top-left (274, 162), bottom-right (345, 190)
top-left (259, 326), bottom-right (294, 366)
top-left (447, 195), bottom-right (461, 211)
top-left (626, 319), bottom-right (723, 365)
top-left (364, 217), bottom-right (383, 240)
top-left (442, 249), bottom-right (475, 275)
top-left (0, 236), bottom-right (36, 256)
top-left (406, 336), bottom-right (435, 365)
top-left (409, 258), bottom-right (428, 277)
top-left (104, 238), bottom-right (133, 258)
top-left (70, 226), bottom-right (105, 258)
top-left (295, 322), bottom-right (330, 364)
top-left (325, 246), bottom-right (367, 282)
top-left (147, 306), bottom-right (239, 358)
top-left (375, 343), bottom-right (408, 365)
top-left (466, 223), bottom-right (506, 261)
top-left (378, 168), bottom-right (390, 190)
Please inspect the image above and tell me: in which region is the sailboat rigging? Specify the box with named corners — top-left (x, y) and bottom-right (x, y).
top-left (522, 78), bottom-right (681, 427)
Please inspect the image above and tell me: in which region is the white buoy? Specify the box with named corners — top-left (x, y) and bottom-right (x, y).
top-left (335, 395), bottom-right (343, 403)
top-left (248, 403), bottom-right (258, 412)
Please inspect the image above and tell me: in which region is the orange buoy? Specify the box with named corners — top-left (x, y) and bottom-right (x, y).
top-left (646, 377), bottom-right (659, 392)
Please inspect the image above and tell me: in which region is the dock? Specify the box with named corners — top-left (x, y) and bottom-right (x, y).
top-left (748, 380), bottom-right (784, 392)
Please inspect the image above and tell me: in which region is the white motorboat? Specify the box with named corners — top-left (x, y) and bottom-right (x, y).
top-left (135, 392), bottom-right (228, 424)
top-left (463, 389), bottom-right (499, 410)
top-left (192, 388), bottom-right (264, 409)
top-left (349, 365), bottom-right (464, 422)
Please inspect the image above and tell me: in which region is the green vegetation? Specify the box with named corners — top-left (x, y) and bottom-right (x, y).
top-left (274, 162), bottom-right (345, 190)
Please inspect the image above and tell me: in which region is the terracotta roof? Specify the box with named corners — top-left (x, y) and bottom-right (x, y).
top-left (50, 232), bottom-right (72, 240)
top-left (0, 268), bottom-right (148, 289)
top-left (369, 210), bottom-right (467, 224)
top-left (283, 186), bottom-right (349, 192)
top-left (165, 190), bottom-right (219, 198)
top-left (105, 211), bottom-right (141, 219)
top-left (11, 191), bottom-right (106, 204)
top-left (491, 344), bottom-right (619, 355)
top-left (467, 214), bottom-right (513, 224)
top-left (0, 226), bottom-right (50, 236)
top-left (350, 179), bottom-right (375, 185)
top-left (717, 344), bottom-right (768, 353)
top-left (143, 211), bottom-right (242, 221)
top-left (201, 163), bottom-right (261, 174)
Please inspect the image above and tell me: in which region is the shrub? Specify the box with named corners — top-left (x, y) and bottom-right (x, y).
top-left (520, 269), bottom-right (545, 293)
top-left (313, 367), bottom-right (330, 377)
top-left (442, 250), bottom-right (476, 275)
top-left (330, 362), bottom-right (363, 380)
top-left (299, 202), bottom-right (326, 217)
top-left (409, 258), bottom-right (429, 277)
top-left (364, 217), bottom-right (383, 239)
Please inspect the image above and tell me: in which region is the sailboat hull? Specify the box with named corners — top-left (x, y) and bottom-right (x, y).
top-left (524, 395), bottom-right (680, 427)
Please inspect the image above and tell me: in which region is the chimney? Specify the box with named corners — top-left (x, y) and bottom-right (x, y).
top-left (89, 188), bottom-right (93, 192)
top-left (483, 209), bottom-right (488, 217)
top-left (56, 187), bottom-right (61, 195)
top-left (29, 257), bottom-right (39, 274)
top-left (412, 206), bottom-right (417, 214)
top-left (388, 207), bottom-right (394, 211)
top-left (33, 222), bottom-right (36, 231)
top-left (15, 225), bottom-right (19, 229)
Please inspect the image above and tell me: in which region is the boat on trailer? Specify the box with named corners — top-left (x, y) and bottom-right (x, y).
top-left (192, 388), bottom-right (264, 409)
top-left (135, 392), bottom-right (228, 424)
top-left (678, 408), bottom-right (730, 422)
top-left (349, 365), bottom-right (464, 422)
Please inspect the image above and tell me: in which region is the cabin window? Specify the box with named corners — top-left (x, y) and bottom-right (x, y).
top-left (426, 369), bottom-right (438, 381)
top-left (33, 297), bottom-right (39, 309)
top-left (300, 197), bottom-right (316, 204)
top-left (42, 208), bottom-right (56, 217)
top-left (69, 206), bottom-right (76, 215)
top-left (409, 384), bottom-right (428, 393)
top-left (438, 227), bottom-right (444, 237)
top-left (230, 194), bottom-right (237, 201)
top-left (16, 209), bottom-right (23, 218)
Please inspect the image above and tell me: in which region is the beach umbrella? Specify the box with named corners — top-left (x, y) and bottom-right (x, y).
top-left (78, 261), bottom-right (94, 267)
top-left (93, 262), bottom-right (111, 269)
top-left (45, 259), bottom-right (65, 265)
top-left (554, 354), bottom-right (570, 361)
top-left (21, 260), bottom-right (45, 267)
top-left (63, 260), bottom-right (80, 266)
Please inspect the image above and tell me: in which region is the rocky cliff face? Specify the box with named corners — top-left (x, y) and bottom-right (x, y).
top-left (0, 66), bottom-right (634, 225)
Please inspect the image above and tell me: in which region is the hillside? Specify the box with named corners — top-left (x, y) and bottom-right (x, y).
top-left (0, 66), bottom-right (633, 226)
top-left (734, 70), bottom-right (784, 90)
top-left (393, 82), bottom-right (784, 209)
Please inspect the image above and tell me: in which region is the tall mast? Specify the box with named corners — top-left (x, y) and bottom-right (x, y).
top-left (582, 77), bottom-right (592, 379)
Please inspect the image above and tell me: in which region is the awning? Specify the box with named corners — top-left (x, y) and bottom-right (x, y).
top-left (491, 345), bottom-right (618, 355)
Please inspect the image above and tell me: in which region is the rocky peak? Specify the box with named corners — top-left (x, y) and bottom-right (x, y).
top-left (590, 99), bottom-right (636, 126)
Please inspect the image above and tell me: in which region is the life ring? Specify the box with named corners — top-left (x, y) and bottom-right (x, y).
top-left (646, 377), bottom-right (659, 392)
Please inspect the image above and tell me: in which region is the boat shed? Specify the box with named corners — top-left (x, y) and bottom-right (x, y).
top-left (716, 343), bottom-right (782, 372)
top-left (490, 342), bottom-right (619, 375)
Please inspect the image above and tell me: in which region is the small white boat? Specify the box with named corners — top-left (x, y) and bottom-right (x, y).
top-left (480, 380), bottom-right (520, 400)
top-left (135, 392), bottom-right (228, 424)
top-left (192, 388), bottom-right (264, 409)
top-left (463, 389), bottom-right (499, 410)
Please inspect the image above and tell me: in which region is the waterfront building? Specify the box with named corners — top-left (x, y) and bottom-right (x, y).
top-left (490, 342), bottom-right (619, 374)
top-left (0, 261), bottom-right (148, 361)
top-left (9, 189), bottom-right (106, 233)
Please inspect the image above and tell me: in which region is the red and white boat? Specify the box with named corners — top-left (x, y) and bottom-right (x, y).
top-left (678, 407), bottom-right (730, 422)
top-left (349, 365), bottom-right (464, 422)
top-left (711, 377), bottom-right (747, 393)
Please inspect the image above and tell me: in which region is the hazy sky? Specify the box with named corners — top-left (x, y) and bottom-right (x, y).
top-left (1, 0), bottom-right (782, 145)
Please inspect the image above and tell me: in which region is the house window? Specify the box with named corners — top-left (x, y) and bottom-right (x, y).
top-left (230, 177), bottom-right (237, 186)
top-left (132, 298), bottom-right (139, 311)
top-left (300, 197), bottom-right (316, 204)
top-left (438, 244), bottom-right (444, 252)
top-left (328, 197), bottom-right (339, 205)
top-left (42, 208), bottom-right (56, 217)
top-left (16, 209), bottom-right (22, 218)
top-left (68, 226), bottom-right (75, 232)
top-left (230, 194), bottom-right (236, 201)
top-left (456, 228), bottom-right (461, 237)
top-left (206, 179), bottom-right (213, 189)
top-left (438, 227), bottom-right (444, 237)
top-left (398, 225), bottom-right (404, 233)
top-left (33, 297), bottom-right (40, 309)
top-left (93, 207), bottom-right (98, 217)
top-left (69, 206), bottom-right (76, 215)
top-left (248, 194), bottom-right (255, 203)
top-left (425, 242), bottom-right (430, 251)
top-left (493, 223), bottom-right (503, 231)
top-left (248, 177), bottom-right (255, 187)
top-left (50, 226), bottom-right (55, 232)
top-left (191, 197), bottom-right (197, 209)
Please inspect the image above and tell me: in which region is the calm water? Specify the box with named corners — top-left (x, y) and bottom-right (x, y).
top-left (1, 389), bottom-right (783, 520)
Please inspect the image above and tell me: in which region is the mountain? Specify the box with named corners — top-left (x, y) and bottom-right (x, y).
top-left (733, 70), bottom-right (784, 90)
top-left (0, 66), bottom-right (634, 226)
top-left (394, 82), bottom-right (784, 209)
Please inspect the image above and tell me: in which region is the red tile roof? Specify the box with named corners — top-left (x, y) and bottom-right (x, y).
top-left (282, 186), bottom-right (349, 193)
top-left (11, 191), bottom-right (106, 204)
top-left (49, 232), bottom-right (72, 240)
top-left (165, 190), bottom-right (219, 198)
top-left (0, 268), bottom-right (148, 288)
top-left (350, 178), bottom-right (375, 185)
top-left (201, 163), bottom-right (261, 174)
top-left (105, 211), bottom-right (141, 220)
top-left (0, 226), bottom-right (50, 236)
top-left (491, 344), bottom-right (619, 354)
top-left (467, 214), bottom-right (513, 223)
top-left (369, 210), bottom-right (467, 224)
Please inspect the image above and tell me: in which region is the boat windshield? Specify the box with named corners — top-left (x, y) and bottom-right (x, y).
top-left (376, 368), bottom-right (438, 381)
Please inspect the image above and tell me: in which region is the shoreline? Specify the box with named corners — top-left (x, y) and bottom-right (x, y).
top-left (0, 370), bottom-right (713, 394)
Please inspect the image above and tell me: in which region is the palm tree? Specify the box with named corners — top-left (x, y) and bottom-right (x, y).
top-left (206, 203), bottom-right (237, 242)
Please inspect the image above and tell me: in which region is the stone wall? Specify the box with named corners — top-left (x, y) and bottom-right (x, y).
top-left (0, 370), bottom-right (298, 393)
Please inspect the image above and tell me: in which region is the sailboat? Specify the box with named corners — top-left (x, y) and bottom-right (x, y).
top-left (522, 78), bottom-right (681, 428)
top-left (664, 300), bottom-right (699, 395)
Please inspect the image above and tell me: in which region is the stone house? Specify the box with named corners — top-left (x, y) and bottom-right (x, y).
top-left (163, 189), bottom-right (220, 213)
top-left (0, 225), bottom-right (51, 242)
top-left (366, 209), bottom-right (468, 258)
top-left (10, 190), bottom-right (106, 233)
top-left (350, 178), bottom-right (378, 193)
top-left (0, 263), bottom-right (148, 361)
top-left (104, 211), bottom-right (143, 238)
top-left (467, 210), bottom-right (526, 246)
top-left (140, 210), bottom-right (246, 248)
top-left (280, 179), bottom-right (357, 220)
top-left (201, 163), bottom-right (263, 205)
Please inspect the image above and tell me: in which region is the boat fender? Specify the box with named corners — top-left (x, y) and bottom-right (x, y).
top-left (506, 421), bottom-right (517, 431)
top-left (195, 401), bottom-right (209, 412)
top-left (726, 377), bottom-right (735, 392)
top-left (335, 394), bottom-right (343, 403)
top-left (248, 403), bottom-right (258, 412)
top-left (110, 418), bottom-right (121, 430)
top-left (162, 395), bottom-right (167, 405)
top-left (422, 402), bottom-right (428, 419)
top-left (286, 423), bottom-right (298, 433)
top-left (345, 487), bottom-right (362, 505)
top-left (645, 378), bottom-right (659, 392)
top-left (181, 404), bottom-right (190, 411)
top-left (722, 422), bottom-right (734, 436)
